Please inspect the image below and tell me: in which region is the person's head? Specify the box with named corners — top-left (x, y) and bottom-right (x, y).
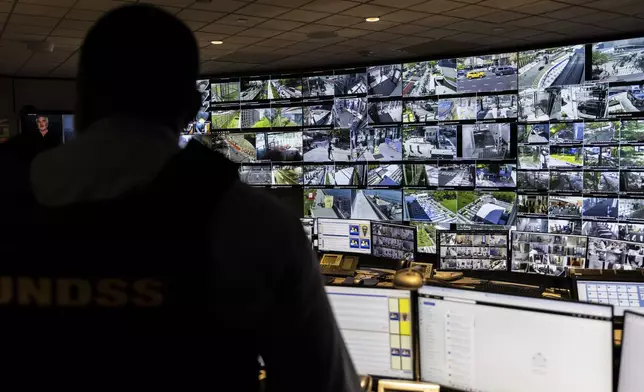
top-left (36, 116), bottom-right (49, 132)
top-left (75, 4), bottom-right (200, 134)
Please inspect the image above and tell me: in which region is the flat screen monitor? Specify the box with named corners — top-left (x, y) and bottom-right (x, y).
top-left (418, 285), bottom-right (613, 392)
top-left (576, 280), bottom-right (644, 316)
top-left (618, 312), bottom-right (644, 392)
top-left (317, 218), bottom-right (372, 255)
top-left (586, 237), bottom-right (644, 270)
top-left (326, 286), bottom-right (414, 379)
top-left (372, 222), bottom-right (416, 261)
top-left (438, 230), bottom-right (508, 271)
top-left (511, 231), bottom-right (587, 276)
top-left (20, 112), bottom-right (74, 145)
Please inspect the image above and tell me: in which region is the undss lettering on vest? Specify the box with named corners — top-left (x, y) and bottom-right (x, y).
top-left (0, 277), bottom-right (164, 307)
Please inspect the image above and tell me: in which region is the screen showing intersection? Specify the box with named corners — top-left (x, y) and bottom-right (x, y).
top-left (188, 38), bottom-right (644, 255)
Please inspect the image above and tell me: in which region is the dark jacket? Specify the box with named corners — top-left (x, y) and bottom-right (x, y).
top-left (0, 117), bottom-right (360, 392)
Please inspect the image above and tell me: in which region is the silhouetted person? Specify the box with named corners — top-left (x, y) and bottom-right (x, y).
top-left (0, 5), bottom-right (359, 392)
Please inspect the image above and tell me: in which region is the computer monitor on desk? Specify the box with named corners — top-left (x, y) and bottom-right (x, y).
top-left (417, 285), bottom-right (613, 392)
top-left (618, 312), bottom-right (644, 392)
top-left (575, 277), bottom-right (644, 317)
top-left (318, 218), bottom-right (372, 255)
top-left (326, 286), bottom-right (414, 379)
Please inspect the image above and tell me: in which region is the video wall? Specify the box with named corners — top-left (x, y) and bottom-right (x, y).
top-left (181, 36), bottom-right (644, 256)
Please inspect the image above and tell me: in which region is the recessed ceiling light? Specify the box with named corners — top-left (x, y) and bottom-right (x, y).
top-left (493, 27), bottom-right (504, 32)
top-left (365, 17), bottom-right (380, 22)
top-left (237, 18), bottom-right (248, 24)
top-left (211, 40), bottom-right (223, 45)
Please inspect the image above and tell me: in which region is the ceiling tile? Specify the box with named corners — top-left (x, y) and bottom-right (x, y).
top-left (235, 3), bottom-right (290, 18)
top-left (502, 28), bottom-right (542, 38)
top-left (334, 27), bottom-right (371, 38)
top-left (317, 14), bottom-right (364, 27)
top-left (412, 14), bottom-right (462, 27)
top-left (199, 22), bottom-right (248, 35)
top-left (587, 0), bottom-right (639, 8)
top-left (257, 0), bottom-right (312, 5)
top-left (479, 0), bottom-right (537, 8)
top-left (445, 5), bottom-right (496, 17)
top-left (414, 28), bottom-right (460, 38)
top-left (177, 9), bottom-right (225, 23)
top-left (524, 31), bottom-right (569, 41)
top-left (4, 22), bottom-right (53, 36)
top-left (20, 0), bottom-right (75, 7)
top-left (448, 19), bottom-right (497, 32)
top-left (272, 31), bottom-right (309, 41)
top-left (217, 51), bottom-right (285, 63)
top-left (48, 36), bottom-right (83, 50)
top-left (540, 6), bottom-right (596, 19)
top-left (255, 19), bottom-right (304, 31)
top-left (369, 0), bottom-right (425, 7)
top-left (0, 12), bottom-right (6, 23)
top-left (184, 20), bottom-right (207, 31)
top-left (352, 20), bottom-right (399, 31)
top-left (236, 27), bottom-right (283, 38)
top-left (268, 47), bottom-right (308, 56)
top-left (0, 1), bottom-right (12, 13)
top-left (194, 31), bottom-right (230, 41)
top-left (189, 0), bottom-right (247, 13)
top-left (292, 23), bottom-right (340, 34)
top-left (141, 0), bottom-right (193, 6)
top-left (599, 16), bottom-right (644, 31)
top-left (49, 66), bottom-right (77, 78)
top-left (395, 36), bottom-right (433, 46)
top-left (157, 6), bottom-right (181, 14)
top-left (555, 0), bottom-right (592, 3)
top-left (214, 14), bottom-right (267, 27)
top-left (336, 38), bottom-right (380, 47)
top-left (237, 44), bottom-right (278, 53)
top-left (278, 9), bottom-right (330, 22)
top-left (382, 9), bottom-right (429, 23)
top-left (342, 4), bottom-right (396, 18)
top-left (301, 0), bottom-right (357, 13)
top-left (475, 10), bottom-right (527, 23)
top-left (444, 32), bottom-right (481, 42)
top-left (8, 14), bottom-right (59, 27)
top-left (2, 32), bottom-right (48, 42)
top-left (58, 19), bottom-right (93, 31)
top-left (66, 9), bottom-right (102, 21)
top-left (50, 28), bottom-right (87, 38)
top-left (215, 35), bottom-right (264, 45)
top-left (505, 15), bottom-right (554, 26)
top-left (385, 24), bottom-right (428, 34)
top-left (363, 31), bottom-right (405, 42)
top-left (74, 0), bottom-right (128, 11)
top-left (410, 0), bottom-right (465, 13)
top-left (511, 1), bottom-right (568, 14)
top-left (253, 38), bottom-right (299, 47)
top-left (581, 11), bottom-right (622, 23)
top-left (13, 3), bottom-right (68, 17)
top-left (614, 4), bottom-right (644, 14)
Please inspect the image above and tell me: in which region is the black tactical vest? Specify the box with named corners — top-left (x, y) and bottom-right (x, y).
top-left (0, 141), bottom-right (259, 390)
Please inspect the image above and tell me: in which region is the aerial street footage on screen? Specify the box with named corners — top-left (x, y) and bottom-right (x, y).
top-left (183, 36), bottom-right (644, 256)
